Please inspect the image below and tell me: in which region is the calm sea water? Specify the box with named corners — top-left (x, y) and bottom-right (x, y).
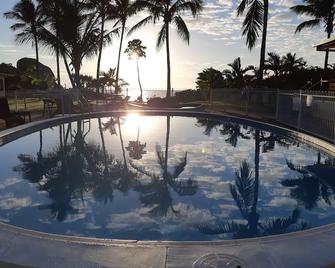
top-left (0, 114), bottom-right (334, 241)
top-left (121, 89), bottom-right (181, 101)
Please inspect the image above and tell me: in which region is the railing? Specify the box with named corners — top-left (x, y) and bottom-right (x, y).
top-left (211, 88), bottom-right (335, 144)
top-left (4, 87), bottom-right (335, 144)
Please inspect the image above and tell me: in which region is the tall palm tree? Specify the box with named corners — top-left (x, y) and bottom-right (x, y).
top-left (291, 0), bottom-right (335, 69)
top-left (38, 0), bottom-right (101, 87)
top-left (88, 0), bottom-right (118, 93)
top-left (124, 39), bottom-right (147, 102)
top-left (222, 57), bottom-right (253, 86)
top-left (37, 0), bottom-right (62, 86)
top-left (112, 0), bottom-right (146, 93)
top-left (129, 0), bottom-right (203, 98)
top-left (4, 0), bottom-right (45, 79)
top-left (237, 0), bottom-right (269, 81)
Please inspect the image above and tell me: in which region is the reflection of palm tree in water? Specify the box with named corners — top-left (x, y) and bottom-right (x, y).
top-left (131, 116), bottom-right (198, 216)
top-left (198, 160), bottom-right (306, 239)
top-left (14, 119), bottom-right (138, 221)
top-left (282, 153), bottom-right (335, 210)
top-left (126, 126), bottom-right (146, 160)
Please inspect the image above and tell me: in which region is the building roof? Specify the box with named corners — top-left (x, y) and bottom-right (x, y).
top-left (315, 36), bottom-right (335, 51)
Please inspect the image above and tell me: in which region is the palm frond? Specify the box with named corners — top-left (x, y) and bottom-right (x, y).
top-left (173, 15), bottom-right (190, 44)
top-left (197, 220), bottom-right (246, 235)
top-left (242, 0), bottom-right (264, 50)
top-left (173, 152), bottom-right (187, 178)
top-left (127, 15), bottom-right (153, 36)
top-left (295, 19), bottom-right (320, 33)
top-left (156, 24), bottom-right (167, 49)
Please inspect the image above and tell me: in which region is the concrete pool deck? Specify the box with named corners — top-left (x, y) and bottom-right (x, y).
top-left (1, 110), bottom-right (335, 268)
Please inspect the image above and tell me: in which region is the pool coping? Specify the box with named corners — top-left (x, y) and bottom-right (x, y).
top-left (1, 110), bottom-right (335, 267)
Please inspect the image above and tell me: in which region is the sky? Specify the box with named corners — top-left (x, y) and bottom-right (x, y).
top-left (0, 0), bottom-right (333, 90)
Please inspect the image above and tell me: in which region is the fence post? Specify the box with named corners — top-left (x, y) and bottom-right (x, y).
top-left (275, 88), bottom-right (279, 121)
top-left (61, 90), bottom-right (65, 117)
top-left (15, 90), bottom-right (18, 112)
top-left (297, 90), bottom-right (302, 130)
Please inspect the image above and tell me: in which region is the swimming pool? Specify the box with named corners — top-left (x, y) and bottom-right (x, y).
top-left (0, 112), bottom-right (334, 241)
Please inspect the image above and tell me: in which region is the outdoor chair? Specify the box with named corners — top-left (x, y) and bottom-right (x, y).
top-left (0, 97), bottom-right (31, 128)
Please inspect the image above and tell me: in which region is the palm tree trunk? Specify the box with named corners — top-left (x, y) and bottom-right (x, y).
top-left (137, 59), bottom-right (143, 102)
top-left (34, 34), bottom-right (40, 79)
top-left (39, 130), bottom-right (43, 157)
top-left (98, 118), bottom-right (109, 174)
top-left (56, 46), bottom-right (61, 87)
top-left (164, 116), bottom-right (171, 176)
top-left (117, 119), bottom-right (128, 171)
top-left (165, 24), bottom-right (171, 98)
top-left (116, 22), bottom-right (125, 94)
top-left (253, 129), bottom-right (260, 211)
top-left (62, 53), bottom-right (75, 88)
top-left (96, 12), bottom-right (106, 94)
top-left (257, 0), bottom-right (268, 82)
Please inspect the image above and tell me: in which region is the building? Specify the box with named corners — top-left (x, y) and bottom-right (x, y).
top-left (0, 73), bottom-right (15, 98)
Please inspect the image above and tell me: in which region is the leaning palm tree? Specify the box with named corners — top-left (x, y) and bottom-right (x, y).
top-left (291, 0), bottom-right (335, 69)
top-left (198, 160), bottom-right (306, 239)
top-left (124, 39), bottom-right (147, 102)
top-left (237, 0), bottom-right (269, 81)
top-left (128, 0), bottom-right (203, 98)
top-left (4, 0), bottom-right (45, 79)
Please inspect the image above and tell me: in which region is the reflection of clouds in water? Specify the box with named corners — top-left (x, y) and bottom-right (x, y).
top-left (267, 197), bottom-right (297, 208)
top-left (108, 203), bottom-right (215, 234)
top-left (0, 177), bottom-right (21, 190)
top-left (0, 193), bottom-right (32, 210)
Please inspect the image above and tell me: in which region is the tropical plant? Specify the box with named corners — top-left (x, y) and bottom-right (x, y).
top-left (236, 0), bottom-right (269, 81)
top-left (282, 52), bottom-right (306, 74)
top-left (129, 0), bottom-right (203, 98)
top-left (100, 68), bottom-right (129, 94)
top-left (195, 67), bottom-right (225, 100)
top-left (124, 39), bottom-right (147, 102)
top-left (4, 0), bottom-right (45, 79)
top-left (220, 122), bottom-right (251, 147)
top-left (222, 57), bottom-right (253, 86)
top-left (265, 52), bottom-right (284, 77)
top-left (126, 126), bottom-right (147, 160)
top-left (197, 160), bottom-right (306, 238)
top-left (291, 0), bottom-right (335, 69)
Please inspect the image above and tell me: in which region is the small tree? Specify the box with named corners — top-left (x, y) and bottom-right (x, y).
top-left (195, 68), bottom-right (225, 101)
top-left (124, 39), bottom-right (146, 102)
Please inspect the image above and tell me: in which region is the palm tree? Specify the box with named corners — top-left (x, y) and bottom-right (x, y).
top-left (265, 52), bottom-right (283, 77)
top-left (88, 0), bottom-right (118, 93)
top-left (220, 122), bottom-right (251, 147)
top-left (4, 0), bottom-right (45, 79)
top-left (222, 57), bottom-right (253, 86)
top-left (111, 0), bottom-right (146, 93)
top-left (129, 0), bottom-right (203, 98)
top-left (38, 0), bottom-right (101, 88)
top-left (237, 0), bottom-right (269, 81)
top-left (291, 0), bottom-right (335, 69)
top-left (198, 160), bottom-right (306, 238)
top-left (195, 67), bottom-right (224, 101)
top-left (126, 126), bottom-right (147, 160)
top-left (100, 68), bottom-right (129, 94)
top-left (37, 0), bottom-right (62, 86)
top-left (282, 52), bottom-right (306, 74)
top-left (124, 39), bottom-right (147, 102)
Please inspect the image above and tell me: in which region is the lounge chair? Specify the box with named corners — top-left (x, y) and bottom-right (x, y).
top-left (0, 97), bottom-right (31, 128)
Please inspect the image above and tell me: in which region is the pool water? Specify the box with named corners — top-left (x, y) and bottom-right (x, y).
top-left (0, 114), bottom-right (334, 241)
